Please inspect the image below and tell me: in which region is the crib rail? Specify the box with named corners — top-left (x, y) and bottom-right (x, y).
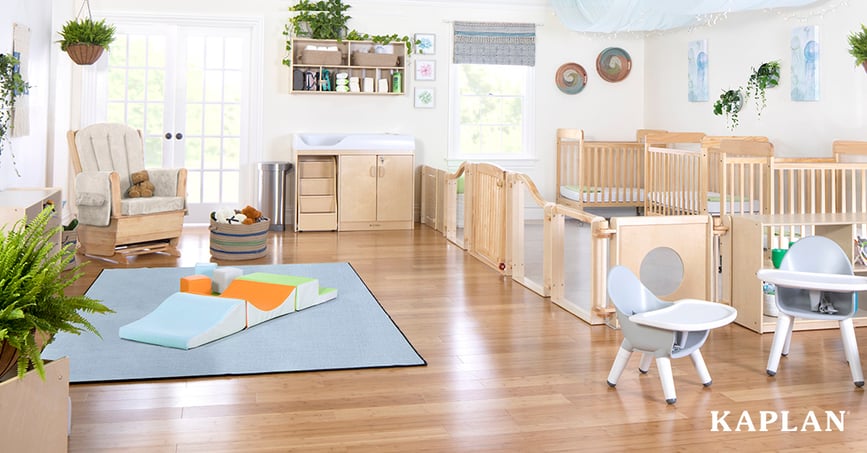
top-left (556, 128), bottom-right (645, 209)
top-left (645, 146), bottom-right (708, 216)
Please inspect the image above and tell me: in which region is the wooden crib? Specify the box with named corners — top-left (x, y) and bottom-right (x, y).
top-left (556, 129), bottom-right (651, 211)
top-left (767, 140), bottom-right (867, 243)
top-left (644, 135), bottom-right (773, 216)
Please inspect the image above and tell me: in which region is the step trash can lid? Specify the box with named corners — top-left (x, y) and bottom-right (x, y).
top-left (258, 161), bottom-right (293, 171)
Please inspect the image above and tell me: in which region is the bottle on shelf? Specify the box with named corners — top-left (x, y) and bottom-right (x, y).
top-left (391, 70), bottom-right (402, 93)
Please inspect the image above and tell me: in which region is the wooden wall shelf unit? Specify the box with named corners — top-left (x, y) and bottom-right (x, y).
top-left (294, 150), bottom-right (414, 232)
top-left (291, 38), bottom-right (407, 95)
top-left (0, 187), bottom-right (62, 252)
top-left (722, 212), bottom-right (867, 333)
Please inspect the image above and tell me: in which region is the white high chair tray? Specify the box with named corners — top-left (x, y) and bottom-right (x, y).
top-left (629, 299), bottom-right (738, 331)
top-left (757, 269), bottom-right (867, 292)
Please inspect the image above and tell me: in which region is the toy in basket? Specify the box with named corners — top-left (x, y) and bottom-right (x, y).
top-left (209, 206), bottom-right (270, 260)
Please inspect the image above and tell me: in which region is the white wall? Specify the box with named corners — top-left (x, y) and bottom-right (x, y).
top-left (644, 2), bottom-right (867, 156)
top-left (86, 0), bottom-right (646, 202)
top-left (0, 0), bottom-right (53, 190)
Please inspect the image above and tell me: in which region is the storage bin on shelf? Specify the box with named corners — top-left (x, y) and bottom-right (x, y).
top-left (209, 215), bottom-right (270, 260)
top-left (351, 52), bottom-right (399, 67)
top-left (299, 48), bottom-right (343, 66)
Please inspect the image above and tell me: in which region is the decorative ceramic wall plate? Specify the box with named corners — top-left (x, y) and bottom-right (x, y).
top-left (555, 62), bottom-right (587, 94)
top-left (596, 47), bottom-right (632, 82)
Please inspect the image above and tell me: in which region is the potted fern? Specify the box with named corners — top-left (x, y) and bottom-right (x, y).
top-left (0, 207), bottom-right (112, 381)
top-left (713, 89), bottom-right (744, 131)
top-left (848, 24), bottom-right (867, 73)
top-left (57, 17), bottom-right (116, 65)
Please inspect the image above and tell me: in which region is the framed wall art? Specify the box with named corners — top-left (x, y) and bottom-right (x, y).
top-left (415, 60), bottom-right (435, 81)
top-left (415, 33), bottom-right (435, 55)
top-left (414, 87), bottom-right (435, 108)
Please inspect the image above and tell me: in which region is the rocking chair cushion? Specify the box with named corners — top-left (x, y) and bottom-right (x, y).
top-left (121, 196), bottom-right (186, 216)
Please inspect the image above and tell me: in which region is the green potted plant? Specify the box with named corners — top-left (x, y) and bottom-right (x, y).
top-left (744, 60), bottom-right (780, 117)
top-left (281, 0), bottom-right (417, 67)
top-left (282, 0), bottom-right (352, 65)
top-left (713, 88), bottom-right (744, 131)
top-left (0, 53), bottom-right (29, 175)
top-left (848, 24), bottom-right (867, 73)
top-left (57, 17), bottom-right (116, 65)
top-left (0, 207), bottom-right (112, 381)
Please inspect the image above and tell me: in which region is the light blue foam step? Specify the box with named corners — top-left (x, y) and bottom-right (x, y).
top-left (119, 292), bottom-right (247, 350)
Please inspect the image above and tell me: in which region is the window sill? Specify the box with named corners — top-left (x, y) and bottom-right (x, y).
top-left (445, 155), bottom-right (538, 170)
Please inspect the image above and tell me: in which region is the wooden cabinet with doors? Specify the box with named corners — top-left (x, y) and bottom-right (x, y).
top-left (338, 153), bottom-right (414, 231)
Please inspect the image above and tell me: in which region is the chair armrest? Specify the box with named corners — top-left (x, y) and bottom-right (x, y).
top-left (75, 171), bottom-right (119, 227)
top-left (147, 168), bottom-right (188, 198)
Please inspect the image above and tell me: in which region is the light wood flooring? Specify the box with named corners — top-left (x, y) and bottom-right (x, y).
top-left (66, 224), bottom-right (867, 452)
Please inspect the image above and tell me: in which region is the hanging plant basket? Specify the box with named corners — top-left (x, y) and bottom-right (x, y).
top-left (65, 43), bottom-right (104, 65)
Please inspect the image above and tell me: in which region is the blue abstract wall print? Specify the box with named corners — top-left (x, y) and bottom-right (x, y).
top-left (791, 25), bottom-right (820, 101)
top-left (688, 40), bottom-right (708, 102)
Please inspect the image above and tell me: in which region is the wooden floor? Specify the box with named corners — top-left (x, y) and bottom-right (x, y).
top-left (66, 224), bottom-right (867, 452)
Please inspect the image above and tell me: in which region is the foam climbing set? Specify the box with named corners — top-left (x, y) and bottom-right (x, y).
top-left (118, 264), bottom-right (338, 349)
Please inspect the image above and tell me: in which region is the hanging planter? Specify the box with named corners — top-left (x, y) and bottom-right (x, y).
top-left (713, 89), bottom-right (744, 131)
top-left (849, 24), bottom-right (867, 73)
top-left (65, 43), bottom-right (104, 65)
top-left (57, 1), bottom-right (116, 66)
top-left (744, 61), bottom-right (780, 117)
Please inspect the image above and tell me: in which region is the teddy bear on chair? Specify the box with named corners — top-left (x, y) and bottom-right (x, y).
top-left (128, 170), bottom-right (156, 198)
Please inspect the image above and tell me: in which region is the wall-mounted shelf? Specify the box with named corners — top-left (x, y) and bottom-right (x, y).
top-left (290, 38), bottom-right (407, 95)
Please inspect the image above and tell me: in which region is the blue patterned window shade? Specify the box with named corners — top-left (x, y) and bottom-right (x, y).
top-left (453, 22), bottom-right (536, 67)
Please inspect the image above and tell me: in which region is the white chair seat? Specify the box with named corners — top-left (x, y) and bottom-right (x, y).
top-left (605, 266), bottom-right (736, 404)
top-left (121, 196), bottom-right (186, 216)
top-left (757, 235), bottom-right (864, 386)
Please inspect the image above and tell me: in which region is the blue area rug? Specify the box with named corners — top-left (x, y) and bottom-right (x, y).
top-left (42, 263), bottom-right (425, 383)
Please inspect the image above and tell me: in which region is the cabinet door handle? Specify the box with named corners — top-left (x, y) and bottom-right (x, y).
top-left (378, 165), bottom-right (384, 178)
top-left (370, 166), bottom-right (376, 177)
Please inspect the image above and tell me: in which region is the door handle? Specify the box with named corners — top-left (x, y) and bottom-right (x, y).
top-left (165, 132), bottom-right (172, 140)
top-left (175, 132), bottom-right (183, 140)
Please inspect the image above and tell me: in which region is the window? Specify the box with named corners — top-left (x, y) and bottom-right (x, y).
top-left (451, 64), bottom-right (534, 161)
top-left (449, 21), bottom-right (536, 163)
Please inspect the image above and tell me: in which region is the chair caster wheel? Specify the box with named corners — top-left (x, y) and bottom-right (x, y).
top-left (703, 380), bottom-right (712, 387)
top-left (766, 370), bottom-right (776, 376)
top-left (666, 398), bottom-right (677, 404)
top-left (855, 381), bottom-right (864, 388)
top-left (606, 381), bottom-right (616, 388)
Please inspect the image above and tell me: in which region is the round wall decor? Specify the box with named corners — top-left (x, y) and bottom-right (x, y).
top-left (555, 62), bottom-right (587, 94)
top-left (596, 47), bottom-right (632, 82)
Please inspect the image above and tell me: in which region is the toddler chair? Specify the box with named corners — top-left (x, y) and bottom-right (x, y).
top-left (605, 265), bottom-right (737, 404)
top-left (757, 235), bottom-right (867, 387)
top-left (68, 123), bottom-right (187, 264)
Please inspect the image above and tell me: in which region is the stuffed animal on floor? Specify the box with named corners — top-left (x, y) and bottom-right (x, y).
top-left (214, 208), bottom-right (247, 225)
top-left (128, 170), bottom-right (156, 198)
top-left (241, 205), bottom-right (263, 225)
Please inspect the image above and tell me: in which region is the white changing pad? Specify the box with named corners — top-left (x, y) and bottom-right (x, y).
top-left (560, 185), bottom-right (645, 203)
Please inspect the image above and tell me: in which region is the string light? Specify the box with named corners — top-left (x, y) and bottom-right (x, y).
top-left (558, 0), bottom-right (852, 39)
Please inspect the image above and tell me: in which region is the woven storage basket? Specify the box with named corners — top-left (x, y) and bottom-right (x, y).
top-left (209, 216), bottom-right (270, 260)
top-left (66, 44), bottom-right (105, 65)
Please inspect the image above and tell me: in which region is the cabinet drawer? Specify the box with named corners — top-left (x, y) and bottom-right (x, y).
top-left (299, 178), bottom-right (334, 196)
top-left (299, 195), bottom-right (335, 213)
top-left (299, 160), bottom-right (334, 178)
top-left (297, 212), bottom-right (337, 231)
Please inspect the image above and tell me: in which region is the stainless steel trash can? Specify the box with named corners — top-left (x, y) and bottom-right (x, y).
top-left (257, 161), bottom-right (293, 231)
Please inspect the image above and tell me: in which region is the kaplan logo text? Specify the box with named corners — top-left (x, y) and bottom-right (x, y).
top-left (710, 410), bottom-right (845, 432)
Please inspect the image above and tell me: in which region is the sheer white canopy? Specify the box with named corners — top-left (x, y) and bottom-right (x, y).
top-left (550, 0), bottom-right (824, 33)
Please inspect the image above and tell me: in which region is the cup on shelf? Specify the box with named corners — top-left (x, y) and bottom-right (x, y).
top-left (771, 248), bottom-right (787, 269)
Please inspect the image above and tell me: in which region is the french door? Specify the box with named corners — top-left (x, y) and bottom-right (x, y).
top-left (90, 15), bottom-right (261, 222)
